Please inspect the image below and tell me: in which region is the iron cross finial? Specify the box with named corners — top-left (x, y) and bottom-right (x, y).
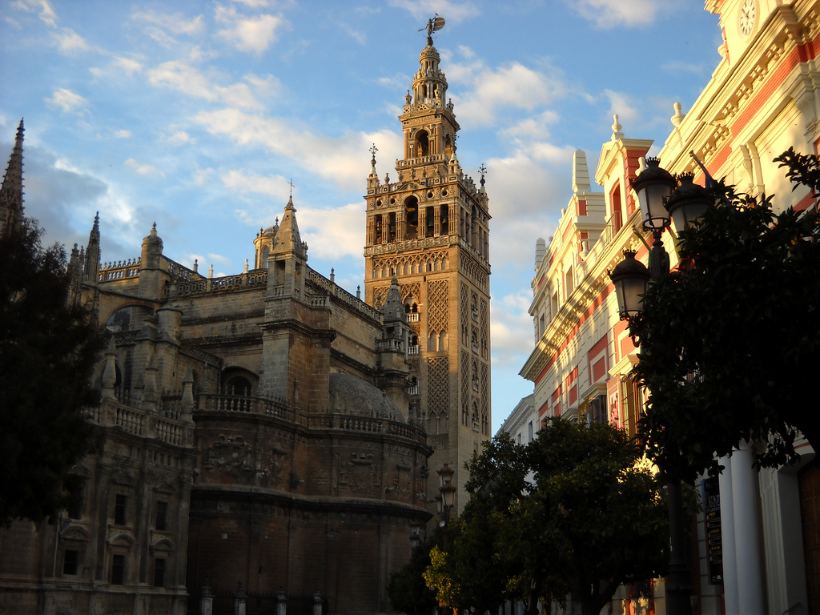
top-left (478, 163), bottom-right (487, 187)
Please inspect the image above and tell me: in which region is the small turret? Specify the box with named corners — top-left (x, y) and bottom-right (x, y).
top-left (140, 222), bottom-right (164, 269)
top-left (138, 222), bottom-right (167, 299)
top-left (267, 194), bottom-right (308, 298)
top-left (571, 150), bottom-right (591, 196)
top-left (0, 119), bottom-right (25, 238)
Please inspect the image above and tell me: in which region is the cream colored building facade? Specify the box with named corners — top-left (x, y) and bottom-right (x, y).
top-left (522, 1), bottom-right (819, 613)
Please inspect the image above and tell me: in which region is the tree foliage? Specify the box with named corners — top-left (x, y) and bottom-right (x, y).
top-left (0, 218), bottom-right (101, 524)
top-left (387, 533), bottom-right (438, 615)
top-left (430, 422), bottom-right (668, 615)
top-left (631, 150), bottom-right (820, 480)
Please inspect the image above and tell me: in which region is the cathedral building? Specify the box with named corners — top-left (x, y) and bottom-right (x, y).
top-left (0, 27), bottom-right (488, 615)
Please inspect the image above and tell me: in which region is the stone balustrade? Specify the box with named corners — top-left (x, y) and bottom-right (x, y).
top-left (83, 399), bottom-right (194, 447)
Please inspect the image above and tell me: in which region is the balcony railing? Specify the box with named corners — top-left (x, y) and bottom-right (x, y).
top-left (407, 313), bottom-right (420, 323)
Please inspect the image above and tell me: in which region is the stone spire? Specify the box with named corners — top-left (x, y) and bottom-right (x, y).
top-left (381, 275), bottom-right (407, 324)
top-left (0, 119), bottom-right (25, 237)
top-left (272, 194), bottom-right (307, 259)
top-left (84, 211), bottom-right (101, 283)
top-left (571, 150), bottom-right (591, 195)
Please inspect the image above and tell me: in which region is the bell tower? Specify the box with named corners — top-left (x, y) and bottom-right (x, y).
top-left (363, 22), bottom-right (491, 513)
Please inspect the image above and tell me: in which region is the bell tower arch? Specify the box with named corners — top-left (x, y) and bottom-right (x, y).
top-left (363, 25), bottom-right (491, 514)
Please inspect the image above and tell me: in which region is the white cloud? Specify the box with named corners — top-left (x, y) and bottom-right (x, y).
top-left (485, 149), bottom-right (567, 267)
top-left (90, 56), bottom-right (143, 80)
top-left (147, 61), bottom-right (281, 110)
top-left (603, 89), bottom-right (639, 126)
top-left (567, 0), bottom-right (680, 29)
top-left (113, 129), bottom-right (132, 139)
top-left (387, 0), bottom-right (479, 23)
top-left (46, 88), bottom-right (87, 113)
top-left (491, 290), bottom-right (537, 369)
top-left (168, 130), bottom-right (193, 145)
top-left (221, 169), bottom-right (290, 199)
top-left (13, 0), bottom-right (57, 27)
top-left (131, 8), bottom-right (204, 46)
top-left (501, 110), bottom-right (560, 143)
top-left (342, 24), bottom-right (366, 45)
top-left (194, 107), bottom-right (402, 189)
top-left (215, 5), bottom-right (283, 54)
top-left (125, 158), bottom-right (163, 177)
top-left (459, 63), bottom-right (562, 126)
top-left (54, 28), bottom-right (90, 53)
top-left (661, 61), bottom-right (706, 75)
top-left (377, 73), bottom-right (409, 90)
top-left (298, 203), bottom-right (365, 260)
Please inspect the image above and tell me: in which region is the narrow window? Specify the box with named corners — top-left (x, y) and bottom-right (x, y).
top-left (153, 558), bottom-right (166, 587)
top-left (155, 501), bottom-right (168, 531)
top-left (63, 549), bottom-right (79, 575)
top-left (111, 554), bottom-right (126, 585)
top-left (68, 481), bottom-right (84, 519)
top-left (425, 206), bottom-right (435, 237)
top-left (388, 212), bottom-right (396, 242)
top-left (440, 205), bottom-right (449, 235)
top-left (114, 494), bottom-right (127, 525)
top-left (374, 215), bottom-right (382, 243)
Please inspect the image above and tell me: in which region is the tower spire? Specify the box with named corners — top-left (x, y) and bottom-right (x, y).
top-left (0, 119), bottom-right (25, 237)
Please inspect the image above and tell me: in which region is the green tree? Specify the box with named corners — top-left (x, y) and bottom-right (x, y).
top-left (0, 217), bottom-right (101, 524)
top-left (449, 423), bottom-right (668, 615)
top-left (631, 151), bottom-right (820, 480)
top-left (387, 535), bottom-right (438, 615)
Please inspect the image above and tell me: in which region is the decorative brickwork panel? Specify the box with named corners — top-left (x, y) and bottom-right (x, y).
top-left (372, 286), bottom-right (389, 309)
top-left (461, 351), bottom-right (470, 425)
top-left (480, 298), bottom-right (488, 359)
top-left (427, 280), bottom-right (448, 332)
top-left (401, 283), bottom-right (421, 306)
top-left (481, 362), bottom-right (489, 435)
top-left (427, 357), bottom-right (449, 418)
top-left (460, 284), bottom-right (469, 346)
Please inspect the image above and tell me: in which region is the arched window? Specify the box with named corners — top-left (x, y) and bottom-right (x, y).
top-left (405, 196), bottom-right (419, 240)
top-left (439, 332), bottom-right (448, 351)
top-left (416, 130), bottom-right (429, 157)
top-left (428, 332), bottom-right (436, 352)
top-left (221, 368), bottom-right (255, 412)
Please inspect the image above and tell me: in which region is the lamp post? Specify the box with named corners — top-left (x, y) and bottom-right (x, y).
top-left (609, 157), bottom-right (712, 615)
top-left (437, 463), bottom-right (456, 526)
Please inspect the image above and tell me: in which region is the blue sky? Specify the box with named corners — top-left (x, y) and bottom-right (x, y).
top-left (0, 0), bottom-right (721, 432)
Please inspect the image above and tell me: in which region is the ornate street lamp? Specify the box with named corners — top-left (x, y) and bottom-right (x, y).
top-left (665, 172), bottom-right (712, 234)
top-left (609, 158), bottom-right (714, 615)
top-left (633, 156), bottom-right (676, 231)
top-left (437, 463), bottom-right (456, 525)
top-left (609, 250), bottom-right (650, 318)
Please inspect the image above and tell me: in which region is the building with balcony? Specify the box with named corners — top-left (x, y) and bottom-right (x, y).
top-left (521, 1), bottom-right (819, 613)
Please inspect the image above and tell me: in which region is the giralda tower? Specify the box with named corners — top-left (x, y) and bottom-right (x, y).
top-left (363, 20), bottom-right (491, 513)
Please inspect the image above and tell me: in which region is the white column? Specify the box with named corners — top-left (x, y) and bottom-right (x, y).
top-left (731, 441), bottom-right (766, 615)
top-left (718, 456), bottom-right (738, 615)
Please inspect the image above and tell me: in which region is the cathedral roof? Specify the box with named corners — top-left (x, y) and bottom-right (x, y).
top-left (329, 372), bottom-right (401, 420)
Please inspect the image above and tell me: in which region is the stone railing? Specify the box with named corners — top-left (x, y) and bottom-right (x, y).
top-left (396, 154), bottom-right (446, 168)
top-left (173, 268), bottom-right (268, 297)
top-left (306, 267), bottom-right (382, 322)
top-left (98, 258), bottom-right (140, 282)
top-left (82, 399), bottom-right (193, 447)
top-left (376, 338), bottom-right (404, 353)
top-left (197, 394), bottom-right (295, 422)
top-left (166, 258), bottom-right (203, 283)
top-left (364, 234), bottom-right (451, 257)
top-left (308, 413), bottom-right (427, 444)
top-left (195, 395), bottom-right (427, 445)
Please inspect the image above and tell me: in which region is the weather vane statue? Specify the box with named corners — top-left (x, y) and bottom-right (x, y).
top-left (422, 14), bottom-right (446, 46)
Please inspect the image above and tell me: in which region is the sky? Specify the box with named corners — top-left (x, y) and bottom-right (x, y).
top-left (0, 0), bottom-right (723, 433)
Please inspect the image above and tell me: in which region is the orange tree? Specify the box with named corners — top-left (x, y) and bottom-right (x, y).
top-left (630, 149), bottom-right (820, 481)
